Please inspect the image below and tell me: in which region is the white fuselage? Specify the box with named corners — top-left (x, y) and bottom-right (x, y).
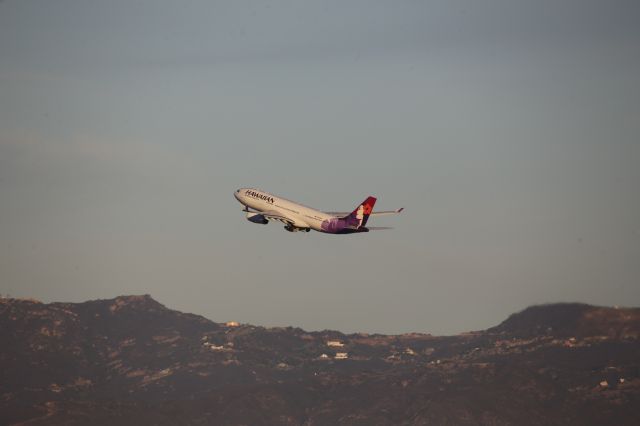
top-left (234, 188), bottom-right (334, 232)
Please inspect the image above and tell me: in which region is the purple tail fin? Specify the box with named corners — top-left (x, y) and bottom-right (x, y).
top-left (343, 196), bottom-right (377, 228)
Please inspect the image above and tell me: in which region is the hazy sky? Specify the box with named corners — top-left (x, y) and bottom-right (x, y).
top-left (1, 0), bottom-right (639, 335)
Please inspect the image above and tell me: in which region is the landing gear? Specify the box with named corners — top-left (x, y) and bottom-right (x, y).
top-left (284, 225), bottom-right (311, 233)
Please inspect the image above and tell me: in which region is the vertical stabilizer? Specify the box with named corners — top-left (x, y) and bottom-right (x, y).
top-left (343, 196), bottom-right (377, 229)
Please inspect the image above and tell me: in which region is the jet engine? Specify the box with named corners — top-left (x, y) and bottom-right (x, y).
top-left (246, 212), bottom-right (268, 224)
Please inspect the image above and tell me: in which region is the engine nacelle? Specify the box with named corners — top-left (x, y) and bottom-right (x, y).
top-left (246, 212), bottom-right (268, 224)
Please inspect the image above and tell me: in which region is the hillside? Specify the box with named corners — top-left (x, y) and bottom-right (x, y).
top-left (1, 296), bottom-right (639, 425)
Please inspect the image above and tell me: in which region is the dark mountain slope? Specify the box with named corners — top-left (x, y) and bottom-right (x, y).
top-left (490, 302), bottom-right (640, 338)
top-left (1, 295), bottom-right (638, 425)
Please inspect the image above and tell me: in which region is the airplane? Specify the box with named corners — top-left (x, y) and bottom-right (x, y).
top-left (234, 188), bottom-right (403, 234)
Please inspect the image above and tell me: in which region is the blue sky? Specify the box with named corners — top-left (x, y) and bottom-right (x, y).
top-left (1, 0), bottom-right (639, 334)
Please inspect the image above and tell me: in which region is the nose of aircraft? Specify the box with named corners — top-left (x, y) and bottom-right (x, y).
top-left (234, 189), bottom-right (242, 202)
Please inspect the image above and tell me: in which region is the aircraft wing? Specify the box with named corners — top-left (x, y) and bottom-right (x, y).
top-left (324, 207), bottom-right (404, 217)
top-left (259, 210), bottom-right (296, 225)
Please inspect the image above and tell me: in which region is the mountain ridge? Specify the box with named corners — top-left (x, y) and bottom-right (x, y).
top-left (1, 295), bottom-right (638, 425)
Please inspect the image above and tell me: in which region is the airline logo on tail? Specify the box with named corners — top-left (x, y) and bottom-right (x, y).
top-left (344, 196), bottom-right (376, 229)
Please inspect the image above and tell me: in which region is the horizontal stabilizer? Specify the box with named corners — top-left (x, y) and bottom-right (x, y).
top-left (325, 207), bottom-right (404, 217)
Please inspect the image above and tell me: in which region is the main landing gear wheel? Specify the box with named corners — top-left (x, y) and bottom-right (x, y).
top-left (284, 225), bottom-right (310, 233)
